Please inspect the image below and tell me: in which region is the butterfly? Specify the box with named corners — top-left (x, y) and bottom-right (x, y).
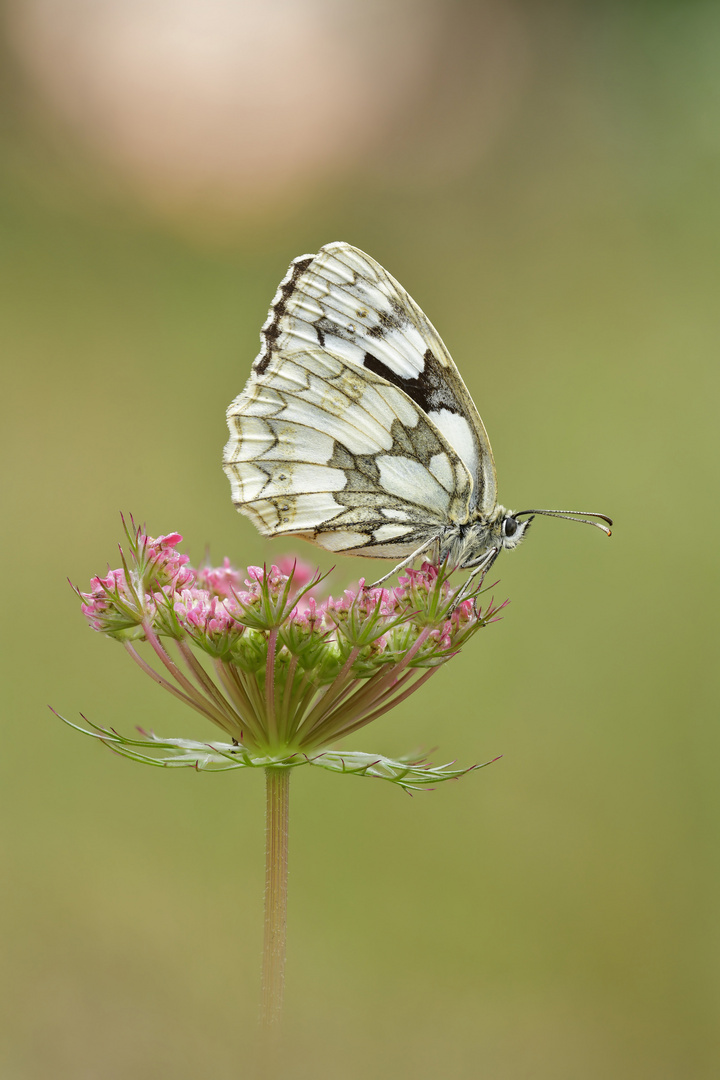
top-left (223, 241), bottom-right (611, 588)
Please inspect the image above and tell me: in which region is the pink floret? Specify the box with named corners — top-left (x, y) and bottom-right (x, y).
top-left (198, 558), bottom-right (246, 599)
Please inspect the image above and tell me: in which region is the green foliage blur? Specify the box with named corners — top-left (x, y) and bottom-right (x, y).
top-left (1, 3), bottom-right (718, 1077)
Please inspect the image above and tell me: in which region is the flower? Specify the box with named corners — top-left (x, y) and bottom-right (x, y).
top-left (63, 517), bottom-right (506, 792)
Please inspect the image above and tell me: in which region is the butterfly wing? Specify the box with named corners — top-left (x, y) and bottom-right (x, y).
top-left (224, 348), bottom-right (474, 557)
top-left (251, 241), bottom-right (498, 515)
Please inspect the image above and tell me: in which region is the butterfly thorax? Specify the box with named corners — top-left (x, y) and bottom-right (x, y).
top-left (438, 505), bottom-right (530, 568)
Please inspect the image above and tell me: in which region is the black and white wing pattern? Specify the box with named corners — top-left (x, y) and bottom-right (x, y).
top-left (224, 348), bottom-right (475, 557)
top-left (223, 242), bottom-right (498, 558)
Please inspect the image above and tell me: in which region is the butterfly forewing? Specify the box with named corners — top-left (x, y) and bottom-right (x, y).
top-left (251, 242), bottom-right (497, 515)
top-left (224, 347), bottom-right (475, 557)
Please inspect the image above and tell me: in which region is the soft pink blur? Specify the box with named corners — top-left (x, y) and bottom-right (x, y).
top-left (5, 0), bottom-right (527, 217)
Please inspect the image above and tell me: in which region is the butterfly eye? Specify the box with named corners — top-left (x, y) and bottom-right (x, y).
top-left (503, 516), bottom-right (518, 538)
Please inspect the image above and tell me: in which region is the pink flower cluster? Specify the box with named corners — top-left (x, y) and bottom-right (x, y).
top-left (80, 530), bottom-right (495, 660)
top-left (75, 521), bottom-right (505, 754)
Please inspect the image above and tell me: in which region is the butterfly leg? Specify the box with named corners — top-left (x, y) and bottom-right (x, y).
top-left (450, 547), bottom-right (500, 609)
top-left (367, 535), bottom-right (440, 588)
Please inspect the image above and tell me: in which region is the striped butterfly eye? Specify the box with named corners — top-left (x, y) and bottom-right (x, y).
top-left (502, 516), bottom-right (518, 538)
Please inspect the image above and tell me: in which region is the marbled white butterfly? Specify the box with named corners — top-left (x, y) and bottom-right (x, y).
top-left (223, 242), bottom-right (611, 587)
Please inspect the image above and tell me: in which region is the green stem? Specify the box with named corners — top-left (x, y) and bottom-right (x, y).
top-left (261, 767), bottom-right (290, 1028)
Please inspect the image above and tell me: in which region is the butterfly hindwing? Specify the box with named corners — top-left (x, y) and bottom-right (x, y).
top-left (254, 242), bottom-right (498, 515)
top-left (224, 348), bottom-right (474, 557)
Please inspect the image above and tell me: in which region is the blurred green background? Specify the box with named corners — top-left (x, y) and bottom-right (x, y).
top-left (1, 1), bottom-right (718, 1076)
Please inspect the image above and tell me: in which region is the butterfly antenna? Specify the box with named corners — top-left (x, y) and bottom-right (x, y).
top-left (514, 509), bottom-right (613, 536)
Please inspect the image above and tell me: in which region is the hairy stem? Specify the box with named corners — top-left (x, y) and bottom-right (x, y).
top-left (261, 766), bottom-right (290, 1028)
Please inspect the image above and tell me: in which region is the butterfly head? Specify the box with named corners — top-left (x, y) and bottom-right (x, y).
top-left (477, 505), bottom-right (612, 564)
top-left (462, 506), bottom-right (612, 574)
top-left (497, 509), bottom-right (532, 551)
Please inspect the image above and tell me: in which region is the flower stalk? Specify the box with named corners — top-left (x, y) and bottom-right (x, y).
top-left (262, 767), bottom-right (290, 1028)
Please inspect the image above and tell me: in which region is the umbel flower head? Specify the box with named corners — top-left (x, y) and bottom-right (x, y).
top-left (62, 518), bottom-right (506, 792)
